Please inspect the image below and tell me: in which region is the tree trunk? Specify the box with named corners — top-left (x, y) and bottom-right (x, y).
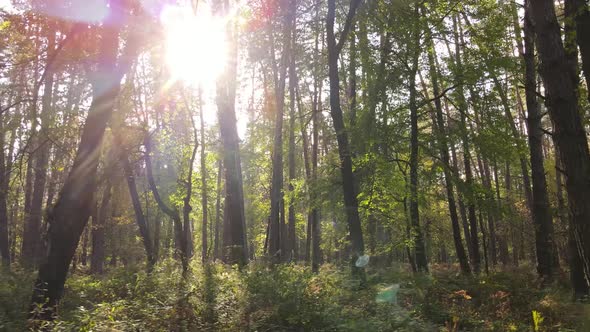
top-left (199, 90), bottom-right (209, 263)
top-left (287, 33), bottom-right (298, 262)
top-left (566, 0), bottom-right (590, 103)
top-left (426, 36), bottom-right (470, 274)
top-left (90, 181), bottom-right (111, 274)
top-left (144, 134), bottom-right (186, 270)
top-left (453, 14), bottom-right (481, 273)
top-left (348, 23), bottom-right (357, 128)
top-left (122, 155), bottom-right (155, 269)
top-left (327, 0), bottom-right (365, 282)
top-left (522, 4), bottom-right (556, 282)
top-left (0, 111), bottom-right (10, 267)
top-left (213, 158), bottom-right (222, 261)
top-left (30, 21), bottom-right (135, 319)
top-left (527, 0), bottom-right (590, 299)
top-left (310, 0), bottom-right (322, 269)
top-left (216, 2), bottom-right (248, 265)
top-left (408, 12), bottom-right (428, 272)
top-left (183, 105), bottom-right (199, 262)
top-left (22, 30), bottom-right (56, 269)
top-left (296, 86), bottom-right (312, 262)
top-left (267, 0), bottom-right (293, 261)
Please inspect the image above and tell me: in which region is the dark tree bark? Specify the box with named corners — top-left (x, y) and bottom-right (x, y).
top-left (90, 181), bottom-right (111, 274)
top-left (287, 31), bottom-right (298, 261)
top-left (527, 0), bottom-right (590, 299)
top-left (199, 91), bottom-right (209, 263)
top-left (22, 145), bottom-right (33, 263)
top-left (216, 1), bottom-right (248, 265)
top-left (267, 0), bottom-right (293, 260)
top-left (452, 14), bottom-right (481, 273)
top-left (80, 225), bottom-right (89, 266)
top-left (327, 0), bottom-right (365, 282)
top-left (522, 4), bottom-right (556, 281)
top-left (22, 30), bottom-right (56, 268)
top-left (426, 36), bottom-right (470, 275)
top-left (408, 12), bottom-right (428, 272)
top-left (144, 134), bottom-right (186, 270)
top-left (308, 81), bottom-right (322, 273)
top-left (462, 13), bottom-right (534, 215)
top-left (0, 110), bottom-right (10, 267)
top-left (348, 22), bottom-right (357, 128)
top-left (295, 86), bottom-right (312, 262)
top-left (310, 0), bottom-right (322, 270)
top-left (122, 155), bottom-right (155, 269)
top-left (183, 105), bottom-right (199, 261)
top-left (153, 210), bottom-right (161, 261)
top-left (213, 158), bottom-right (222, 261)
top-left (31, 16), bottom-right (138, 319)
top-left (565, 0), bottom-right (590, 103)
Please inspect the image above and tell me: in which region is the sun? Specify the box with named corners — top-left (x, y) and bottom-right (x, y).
top-left (161, 4), bottom-right (227, 87)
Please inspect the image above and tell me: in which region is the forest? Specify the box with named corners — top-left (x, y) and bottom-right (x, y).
top-left (1, 0), bottom-right (590, 330)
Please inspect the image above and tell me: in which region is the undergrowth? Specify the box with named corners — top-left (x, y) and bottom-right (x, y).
top-left (1, 261), bottom-right (588, 331)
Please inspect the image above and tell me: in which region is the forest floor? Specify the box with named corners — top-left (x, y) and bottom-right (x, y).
top-left (1, 260), bottom-right (589, 331)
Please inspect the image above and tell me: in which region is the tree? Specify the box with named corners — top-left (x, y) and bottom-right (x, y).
top-left (407, 7), bottom-right (428, 273)
top-left (267, 0), bottom-right (291, 260)
top-left (90, 181), bottom-right (111, 274)
top-left (216, 0), bottom-right (248, 266)
top-left (31, 7), bottom-right (141, 318)
top-left (452, 13), bottom-right (481, 274)
top-left (199, 89), bottom-right (209, 263)
top-left (326, 0), bottom-right (365, 281)
top-left (522, 0), bottom-right (556, 282)
top-left (426, 32), bottom-right (471, 275)
top-left (527, 0), bottom-right (590, 299)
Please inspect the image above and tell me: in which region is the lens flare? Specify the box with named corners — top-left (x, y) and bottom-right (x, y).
top-left (161, 4), bottom-right (227, 87)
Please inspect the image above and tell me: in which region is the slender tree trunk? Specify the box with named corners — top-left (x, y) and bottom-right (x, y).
top-left (0, 111), bottom-right (10, 267)
top-left (326, 0), bottom-right (365, 282)
top-left (90, 181), bottom-right (111, 274)
top-left (183, 106), bottom-right (199, 262)
top-left (483, 161), bottom-right (498, 267)
top-left (22, 31), bottom-right (56, 268)
top-left (453, 14), bottom-right (481, 273)
top-left (267, 0), bottom-right (293, 261)
top-left (199, 91), bottom-right (209, 263)
top-left (287, 30), bottom-right (298, 261)
top-left (153, 210), bottom-right (161, 261)
top-left (22, 144), bottom-right (34, 263)
top-left (213, 158), bottom-right (222, 261)
top-left (426, 36), bottom-right (470, 274)
top-left (527, 0), bottom-right (590, 299)
top-left (308, 1), bottom-right (321, 267)
top-left (408, 12), bottom-right (428, 272)
top-left (295, 86), bottom-right (312, 262)
top-left (493, 161), bottom-right (510, 265)
top-left (479, 210), bottom-right (490, 274)
top-left (348, 22), bottom-right (357, 128)
top-left (122, 155), bottom-right (155, 269)
top-left (80, 225), bottom-right (89, 266)
top-left (144, 134), bottom-right (186, 270)
top-left (565, 0), bottom-right (590, 103)
top-left (311, 90), bottom-right (321, 272)
top-left (454, 147), bottom-right (473, 262)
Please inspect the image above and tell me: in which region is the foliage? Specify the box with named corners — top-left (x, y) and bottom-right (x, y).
top-left (5, 262), bottom-right (588, 331)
